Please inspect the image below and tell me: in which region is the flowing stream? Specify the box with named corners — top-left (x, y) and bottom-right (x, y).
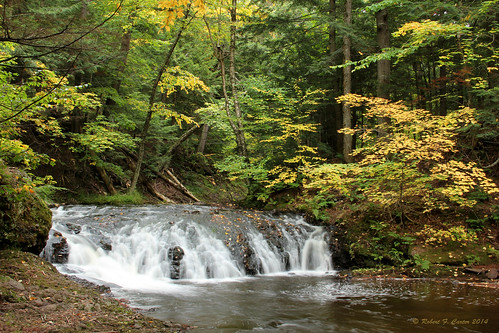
top-left (42, 205), bottom-right (499, 332)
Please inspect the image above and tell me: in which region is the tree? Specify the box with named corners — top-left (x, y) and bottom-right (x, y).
top-left (204, 0), bottom-right (248, 159)
top-left (325, 0), bottom-right (343, 155)
top-left (305, 94), bottom-right (499, 222)
top-left (376, 7), bottom-right (390, 100)
top-left (228, 0), bottom-right (248, 158)
top-left (128, 7), bottom-right (194, 193)
top-left (342, 0), bottom-right (353, 162)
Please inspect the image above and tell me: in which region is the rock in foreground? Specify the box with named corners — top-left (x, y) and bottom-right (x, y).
top-left (0, 250), bottom-right (190, 332)
top-left (0, 165), bottom-right (52, 254)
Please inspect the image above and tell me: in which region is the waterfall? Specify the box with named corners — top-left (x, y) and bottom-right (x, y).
top-left (42, 205), bottom-right (333, 287)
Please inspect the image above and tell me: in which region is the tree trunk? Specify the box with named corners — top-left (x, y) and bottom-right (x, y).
top-left (376, 8), bottom-right (390, 100)
top-left (168, 124), bottom-right (199, 155)
top-left (439, 64), bottom-right (447, 116)
top-left (113, 29), bottom-right (132, 93)
top-left (197, 124), bottom-right (209, 153)
top-left (376, 7), bottom-right (390, 135)
top-left (229, 0), bottom-right (248, 159)
top-left (342, 0), bottom-right (353, 163)
top-left (159, 123), bottom-right (199, 171)
top-left (124, 148), bottom-right (199, 202)
top-left (205, 3), bottom-right (247, 160)
top-left (146, 182), bottom-right (174, 203)
top-left (81, 0), bottom-right (89, 18)
top-left (218, 49), bottom-right (242, 153)
top-left (95, 163), bottom-right (117, 195)
top-left (413, 61), bottom-right (424, 109)
top-left (327, 0), bottom-right (343, 154)
top-left (129, 12), bottom-right (191, 193)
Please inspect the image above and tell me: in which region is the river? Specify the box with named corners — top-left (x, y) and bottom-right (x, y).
top-left (42, 205), bottom-right (499, 332)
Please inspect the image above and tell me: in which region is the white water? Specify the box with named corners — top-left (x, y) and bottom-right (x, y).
top-left (41, 206), bottom-right (499, 332)
top-left (44, 205), bottom-right (333, 291)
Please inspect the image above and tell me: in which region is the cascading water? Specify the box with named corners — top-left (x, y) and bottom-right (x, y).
top-left (39, 205), bottom-right (499, 332)
top-left (42, 205), bottom-right (333, 288)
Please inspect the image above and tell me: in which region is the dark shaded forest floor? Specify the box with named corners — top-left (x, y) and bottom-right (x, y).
top-left (0, 250), bottom-right (191, 332)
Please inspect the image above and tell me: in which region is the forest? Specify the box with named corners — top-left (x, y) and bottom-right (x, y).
top-left (0, 0), bottom-right (498, 270)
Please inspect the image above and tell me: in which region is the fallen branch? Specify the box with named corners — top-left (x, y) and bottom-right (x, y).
top-left (146, 182), bottom-right (174, 203)
top-left (122, 148), bottom-right (199, 203)
top-left (126, 156), bottom-right (172, 203)
top-left (483, 157), bottom-right (499, 169)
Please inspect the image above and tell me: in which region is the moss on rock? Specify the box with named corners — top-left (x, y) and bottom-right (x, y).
top-left (0, 164), bottom-right (52, 254)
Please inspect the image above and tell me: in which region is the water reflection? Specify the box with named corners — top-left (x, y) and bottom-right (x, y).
top-left (118, 276), bottom-right (498, 333)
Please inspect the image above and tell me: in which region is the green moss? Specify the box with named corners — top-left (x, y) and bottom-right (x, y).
top-left (0, 166), bottom-right (52, 254)
top-left (410, 242), bottom-right (497, 266)
top-left (77, 191), bottom-right (147, 205)
top-left (182, 170), bottom-right (247, 204)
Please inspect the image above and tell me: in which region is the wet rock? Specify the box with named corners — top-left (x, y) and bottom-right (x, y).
top-left (282, 252), bottom-right (291, 271)
top-left (267, 320), bottom-right (283, 328)
top-left (168, 246), bottom-right (185, 261)
top-left (243, 246), bottom-right (261, 276)
top-left (463, 267), bottom-right (484, 274)
top-left (168, 246), bottom-right (185, 279)
top-left (326, 225), bottom-right (353, 269)
top-left (67, 276), bottom-right (111, 294)
top-left (228, 233), bottom-right (260, 275)
top-left (65, 223), bottom-right (81, 234)
top-left (99, 237), bottom-right (112, 251)
top-left (43, 232), bottom-right (70, 264)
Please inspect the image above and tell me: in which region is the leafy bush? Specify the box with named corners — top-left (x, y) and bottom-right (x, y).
top-left (303, 95), bottom-right (499, 221)
top-left (415, 225), bottom-right (477, 247)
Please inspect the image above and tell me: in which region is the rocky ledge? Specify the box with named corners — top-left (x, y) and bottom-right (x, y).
top-left (0, 250), bottom-right (190, 332)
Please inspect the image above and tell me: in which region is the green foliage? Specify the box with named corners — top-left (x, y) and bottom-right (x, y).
top-left (0, 0), bottom-right (496, 217)
top-left (159, 66), bottom-right (209, 97)
top-left (345, 219), bottom-right (415, 267)
top-left (465, 254), bottom-right (481, 266)
top-left (412, 254), bottom-right (431, 271)
top-left (72, 116), bottom-right (137, 154)
top-left (216, 77), bottom-right (326, 204)
top-left (33, 183), bottom-right (65, 205)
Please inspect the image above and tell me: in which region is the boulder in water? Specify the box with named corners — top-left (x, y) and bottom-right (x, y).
top-left (99, 237), bottom-right (112, 251)
top-left (65, 223), bottom-right (81, 234)
top-left (167, 246), bottom-right (185, 279)
top-left (42, 231), bottom-right (70, 264)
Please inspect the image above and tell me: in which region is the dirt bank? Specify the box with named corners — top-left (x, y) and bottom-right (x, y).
top-left (0, 250), bottom-right (190, 332)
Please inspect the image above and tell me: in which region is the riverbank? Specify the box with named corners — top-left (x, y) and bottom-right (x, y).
top-left (336, 265), bottom-right (499, 289)
top-left (0, 250), bottom-right (191, 332)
